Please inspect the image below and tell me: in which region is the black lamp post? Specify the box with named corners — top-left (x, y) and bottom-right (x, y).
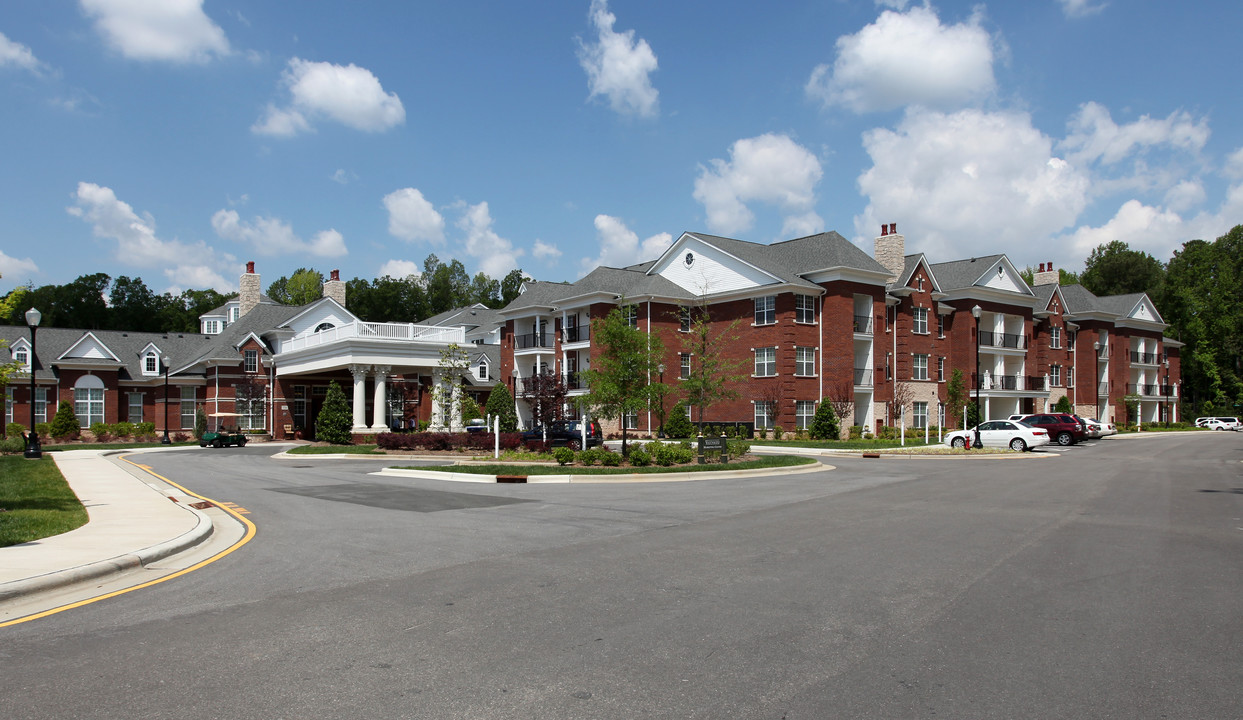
top-left (1093, 340), bottom-right (1102, 422)
top-left (161, 355), bottom-right (172, 444)
top-left (1163, 358), bottom-right (1170, 428)
top-left (972, 304), bottom-right (982, 449)
top-left (23, 307), bottom-right (42, 459)
top-left (656, 362), bottom-right (666, 438)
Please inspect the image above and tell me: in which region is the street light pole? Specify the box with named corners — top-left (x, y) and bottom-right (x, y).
top-left (24, 307), bottom-right (42, 459)
top-left (971, 304), bottom-right (982, 449)
top-left (1163, 358), bottom-right (1170, 428)
top-left (656, 362), bottom-right (666, 438)
top-left (161, 355), bottom-right (172, 444)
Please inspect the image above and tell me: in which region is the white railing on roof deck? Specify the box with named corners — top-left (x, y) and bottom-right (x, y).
top-left (281, 321), bottom-right (464, 353)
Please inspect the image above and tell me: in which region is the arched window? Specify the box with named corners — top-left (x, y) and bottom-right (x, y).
top-left (74, 374), bottom-right (106, 428)
top-left (315, 322), bottom-right (335, 333)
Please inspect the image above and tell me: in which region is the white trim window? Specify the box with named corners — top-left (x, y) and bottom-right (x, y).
top-left (913, 307), bottom-right (929, 335)
top-left (680, 352), bottom-right (691, 379)
top-left (476, 360), bottom-right (488, 381)
top-left (754, 296), bottom-right (776, 325)
top-left (244, 349), bottom-right (259, 374)
top-left (795, 346), bottom-right (815, 377)
top-left (74, 377), bottom-right (105, 428)
top-left (14, 346), bottom-right (29, 371)
top-left (180, 387), bottom-right (197, 429)
top-left (795, 295), bottom-right (815, 324)
top-left (4, 386), bottom-right (12, 425)
top-left (203, 319), bottom-right (221, 334)
top-left (622, 305), bottom-right (638, 328)
top-left (754, 347), bottom-right (776, 377)
top-left (795, 400), bottom-right (815, 429)
top-left (754, 401), bottom-right (773, 429)
top-left (913, 354), bottom-right (929, 381)
top-left (913, 401), bottom-right (929, 429)
top-left (1050, 364), bottom-right (1062, 387)
top-left (937, 356), bottom-right (946, 382)
top-left (144, 352), bottom-right (159, 376)
top-left (937, 313), bottom-right (945, 338)
top-left (678, 306), bottom-right (692, 332)
top-left (623, 409), bottom-right (638, 430)
top-left (1051, 326), bottom-right (1062, 349)
top-left (127, 392), bottom-right (144, 423)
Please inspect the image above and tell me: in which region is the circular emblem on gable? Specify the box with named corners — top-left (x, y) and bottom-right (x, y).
top-left (684, 252), bottom-right (695, 268)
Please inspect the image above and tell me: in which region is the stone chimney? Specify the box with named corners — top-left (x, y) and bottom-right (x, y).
top-left (1033, 260), bottom-right (1059, 286)
top-left (874, 222), bottom-right (905, 282)
top-left (323, 269), bottom-right (347, 307)
top-left (239, 261), bottom-right (261, 318)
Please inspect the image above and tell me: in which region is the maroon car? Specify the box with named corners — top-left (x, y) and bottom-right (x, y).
top-left (1018, 413), bottom-right (1087, 446)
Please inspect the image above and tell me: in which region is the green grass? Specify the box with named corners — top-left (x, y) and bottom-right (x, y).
top-left (397, 454), bottom-right (817, 475)
top-left (285, 444), bottom-right (384, 455)
top-left (0, 455), bottom-right (89, 547)
top-left (750, 437), bottom-right (945, 450)
top-left (42, 441), bottom-right (200, 452)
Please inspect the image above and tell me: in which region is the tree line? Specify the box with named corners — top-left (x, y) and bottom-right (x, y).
top-left (0, 254), bottom-right (527, 333)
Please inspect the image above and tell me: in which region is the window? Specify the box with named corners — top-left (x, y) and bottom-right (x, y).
top-left (127, 392), bottom-right (143, 423)
top-left (754, 401), bottom-right (773, 429)
top-left (684, 403), bottom-right (693, 420)
top-left (623, 410), bottom-right (638, 430)
top-left (4, 386), bottom-right (12, 425)
top-left (680, 352), bottom-right (691, 379)
top-left (203, 320), bottom-right (220, 334)
top-left (1050, 364), bottom-right (1062, 387)
top-left (244, 349), bottom-right (259, 374)
top-left (913, 307), bottom-right (929, 335)
top-left (74, 387), bottom-right (104, 428)
top-left (913, 402), bottom-right (929, 429)
top-left (795, 295), bottom-right (815, 324)
top-left (1051, 327), bottom-right (1062, 349)
top-left (622, 305), bottom-right (638, 328)
top-left (14, 346), bottom-right (28, 369)
top-left (937, 313), bottom-right (945, 338)
top-left (796, 400), bottom-right (815, 429)
top-left (795, 347), bottom-right (815, 377)
top-left (476, 360), bottom-right (488, 381)
top-left (754, 347), bottom-right (776, 377)
top-left (292, 385), bottom-right (307, 428)
top-left (754, 296), bottom-right (775, 325)
top-left (913, 354), bottom-right (929, 381)
top-left (230, 307), bottom-right (240, 322)
top-left (144, 353), bottom-right (159, 375)
top-left (678, 306), bottom-right (692, 332)
top-left (1068, 368), bottom-right (1075, 387)
top-left (178, 387), bottom-right (196, 429)
top-left (937, 357), bottom-right (945, 382)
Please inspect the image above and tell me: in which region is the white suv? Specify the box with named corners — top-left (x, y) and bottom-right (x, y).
top-left (1205, 417), bottom-right (1241, 431)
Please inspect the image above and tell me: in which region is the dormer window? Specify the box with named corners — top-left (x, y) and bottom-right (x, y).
top-left (142, 352), bottom-right (160, 376)
top-left (476, 360), bottom-right (488, 380)
top-left (230, 307), bottom-right (240, 322)
top-left (244, 349), bottom-right (259, 374)
top-left (315, 322), bottom-right (335, 333)
top-left (203, 320), bottom-right (221, 334)
top-left (14, 346), bottom-right (28, 370)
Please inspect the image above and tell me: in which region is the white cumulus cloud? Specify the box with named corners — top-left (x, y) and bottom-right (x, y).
top-left (855, 108), bottom-right (1090, 262)
top-left (0, 30), bottom-right (46, 74)
top-left (1058, 0), bottom-right (1107, 18)
top-left (580, 215), bottom-right (671, 274)
top-left (253, 57), bottom-right (405, 136)
top-left (377, 259), bottom-right (421, 280)
top-left (532, 240), bottom-right (562, 260)
top-left (576, 0), bottom-right (659, 117)
top-left (80, 0), bottom-right (231, 63)
top-left (211, 209), bottom-right (347, 257)
top-left (1061, 102), bottom-right (1209, 166)
top-left (66, 181), bottom-right (236, 292)
top-left (455, 202), bottom-right (523, 278)
top-left (0, 250), bottom-right (39, 282)
top-left (383, 188), bottom-right (445, 243)
top-left (807, 5), bottom-right (996, 113)
top-left (693, 133), bottom-right (824, 237)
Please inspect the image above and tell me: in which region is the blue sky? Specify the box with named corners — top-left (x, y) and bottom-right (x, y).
top-left (2, 0), bottom-right (1240, 298)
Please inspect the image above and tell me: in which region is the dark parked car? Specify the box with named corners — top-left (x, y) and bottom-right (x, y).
top-left (1018, 413), bottom-right (1087, 446)
top-left (521, 420), bottom-right (602, 450)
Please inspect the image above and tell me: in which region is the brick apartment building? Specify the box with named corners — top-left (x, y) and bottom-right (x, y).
top-left (499, 226), bottom-right (1181, 435)
top-left (3, 263), bottom-right (498, 440)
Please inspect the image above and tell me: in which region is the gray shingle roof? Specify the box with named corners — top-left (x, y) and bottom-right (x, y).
top-left (927, 255), bottom-right (1013, 292)
top-left (683, 231), bottom-right (888, 289)
top-left (0, 326), bottom-right (216, 382)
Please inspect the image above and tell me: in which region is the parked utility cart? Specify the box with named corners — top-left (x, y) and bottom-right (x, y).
top-left (200, 412), bottom-right (249, 448)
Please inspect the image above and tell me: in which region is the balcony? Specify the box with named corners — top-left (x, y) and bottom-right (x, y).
top-left (515, 332), bottom-right (551, 350)
top-left (971, 374), bottom-right (1044, 392)
top-left (281, 321), bottom-right (464, 353)
top-left (1129, 351), bottom-right (1159, 365)
top-left (1027, 376), bottom-right (1047, 392)
top-left (1127, 383), bottom-right (1169, 397)
top-left (978, 331), bottom-right (1025, 349)
top-left (853, 315), bottom-right (872, 334)
top-left (1098, 381), bottom-right (1109, 397)
top-left (564, 371), bottom-right (587, 390)
top-left (562, 325), bottom-right (590, 344)
top-left (853, 368), bottom-right (873, 387)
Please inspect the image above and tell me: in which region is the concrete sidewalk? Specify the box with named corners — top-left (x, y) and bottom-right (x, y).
top-left (0, 449), bottom-right (214, 602)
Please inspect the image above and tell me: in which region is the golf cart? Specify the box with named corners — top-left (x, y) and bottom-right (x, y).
top-left (200, 412), bottom-right (249, 448)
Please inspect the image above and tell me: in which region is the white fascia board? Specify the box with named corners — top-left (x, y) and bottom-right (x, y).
top-left (281, 296), bottom-right (357, 330)
top-left (801, 267), bottom-right (892, 286)
top-left (58, 331), bottom-right (121, 362)
top-left (233, 331), bottom-right (272, 353)
top-left (936, 288), bottom-right (1044, 310)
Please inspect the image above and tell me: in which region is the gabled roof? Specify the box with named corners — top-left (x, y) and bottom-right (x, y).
top-left (673, 231), bottom-right (887, 290)
top-left (420, 304), bottom-right (506, 338)
top-left (893, 253), bottom-right (941, 292)
top-left (178, 302), bottom-right (303, 370)
top-left (0, 326), bottom-right (215, 382)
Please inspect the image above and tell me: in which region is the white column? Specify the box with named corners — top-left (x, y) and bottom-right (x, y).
top-left (350, 364), bottom-right (369, 433)
top-left (371, 365), bottom-right (390, 431)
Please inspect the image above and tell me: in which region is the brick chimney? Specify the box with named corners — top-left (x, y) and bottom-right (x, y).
top-left (323, 269), bottom-right (347, 307)
top-left (239, 261), bottom-right (261, 318)
top-left (1033, 260), bottom-right (1059, 286)
top-left (874, 222), bottom-right (905, 282)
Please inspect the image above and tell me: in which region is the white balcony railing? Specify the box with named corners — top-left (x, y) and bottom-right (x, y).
top-left (281, 321), bottom-right (464, 353)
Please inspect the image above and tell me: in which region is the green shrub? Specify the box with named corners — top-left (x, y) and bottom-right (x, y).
top-left (315, 380), bottom-right (354, 445)
top-left (194, 406), bottom-right (207, 439)
top-left (5, 422), bottom-right (25, 439)
top-left (136, 422), bottom-right (156, 437)
top-left (110, 422), bottom-right (135, 438)
top-left (35, 422), bottom-right (50, 439)
top-left (577, 448), bottom-right (599, 466)
top-left (628, 447), bottom-right (651, 466)
top-left (50, 401), bottom-right (80, 440)
top-left (662, 405), bottom-right (694, 438)
top-left (809, 402), bottom-right (839, 440)
top-left (90, 422), bottom-right (111, 441)
top-left (553, 447), bottom-right (575, 466)
top-left (756, 426), bottom-right (767, 439)
top-left (484, 383), bottom-right (519, 432)
top-left (600, 448), bottom-right (621, 466)
top-left (794, 426), bottom-right (805, 439)
top-left (773, 425), bottom-right (784, 441)
top-left (726, 437), bottom-right (751, 458)
top-left (0, 436), bottom-right (25, 454)
top-left (849, 425), bottom-right (862, 439)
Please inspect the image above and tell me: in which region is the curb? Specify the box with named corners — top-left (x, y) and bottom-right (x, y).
top-left (372, 460), bottom-right (829, 484)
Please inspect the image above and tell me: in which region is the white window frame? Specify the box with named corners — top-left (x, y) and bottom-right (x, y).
top-left (937, 313), bottom-right (945, 338)
top-left (754, 401), bottom-right (773, 429)
top-left (754, 347), bottom-right (776, 377)
top-left (795, 400), bottom-right (815, 429)
top-left (180, 386), bottom-right (197, 430)
top-left (14, 346), bottom-right (29, 370)
top-left (1051, 326), bottom-right (1062, 349)
top-left (75, 388), bottom-right (104, 428)
top-left (144, 352), bottom-right (159, 376)
top-left (794, 346), bottom-right (816, 377)
top-left (794, 295), bottom-right (815, 324)
top-left (5, 386), bottom-right (12, 425)
top-left (623, 409), bottom-right (638, 430)
top-left (754, 296), bottom-right (776, 326)
top-left (622, 305), bottom-right (638, 328)
top-left (913, 307), bottom-right (929, 335)
top-left (244, 349), bottom-right (259, 374)
top-left (678, 306), bottom-right (692, 332)
top-left (937, 356), bottom-right (945, 382)
top-left (913, 401), bottom-right (929, 429)
top-left (680, 352), bottom-right (691, 380)
top-left (1050, 364), bottom-right (1062, 387)
top-left (127, 392), bottom-right (144, 423)
top-left (913, 354), bottom-right (929, 381)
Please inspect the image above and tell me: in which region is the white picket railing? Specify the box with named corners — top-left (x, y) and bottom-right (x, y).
top-left (282, 322), bottom-right (464, 353)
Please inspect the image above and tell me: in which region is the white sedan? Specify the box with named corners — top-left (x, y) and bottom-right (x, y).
top-left (1085, 418), bottom-right (1116, 437)
top-left (944, 420), bottom-right (1051, 452)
